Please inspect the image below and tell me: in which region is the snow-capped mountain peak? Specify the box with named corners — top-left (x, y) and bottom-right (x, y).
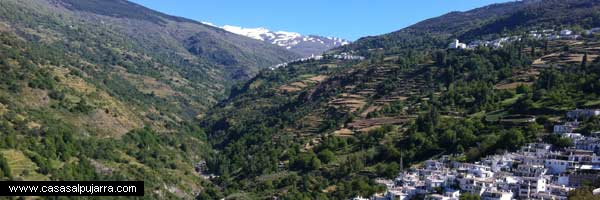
top-left (208, 24), bottom-right (350, 57)
top-left (221, 25), bottom-right (272, 41)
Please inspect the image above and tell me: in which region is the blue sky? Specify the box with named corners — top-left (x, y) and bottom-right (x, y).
top-left (130, 0), bottom-right (514, 41)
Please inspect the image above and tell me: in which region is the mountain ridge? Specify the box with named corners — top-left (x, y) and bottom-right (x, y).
top-left (335, 0), bottom-right (600, 55)
top-left (208, 23), bottom-right (350, 57)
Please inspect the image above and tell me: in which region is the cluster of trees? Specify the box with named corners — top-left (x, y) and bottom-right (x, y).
top-left (436, 41), bottom-right (536, 113)
top-left (377, 101), bottom-right (542, 167)
top-left (0, 155), bottom-right (11, 180)
top-left (510, 55), bottom-right (600, 115)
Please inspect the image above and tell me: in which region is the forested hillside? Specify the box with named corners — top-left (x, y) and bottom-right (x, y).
top-left (200, 0), bottom-right (600, 199)
top-left (1, 0), bottom-right (299, 115)
top-left (0, 0), bottom-right (299, 198)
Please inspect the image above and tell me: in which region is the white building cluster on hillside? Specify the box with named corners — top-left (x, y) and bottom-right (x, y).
top-left (448, 39), bottom-right (467, 49)
top-left (270, 52), bottom-right (365, 70)
top-left (449, 27), bottom-right (600, 50)
top-left (363, 109), bottom-right (600, 200)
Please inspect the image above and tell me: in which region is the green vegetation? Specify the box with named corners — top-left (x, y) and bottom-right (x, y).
top-left (0, 154), bottom-right (11, 179)
top-left (569, 178), bottom-right (600, 200)
top-left (199, 0), bottom-right (600, 197)
top-left (0, 0), bottom-right (297, 197)
top-left (460, 193), bottom-right (482, 200)
top-left (1, 0), bottom-right (600, 199)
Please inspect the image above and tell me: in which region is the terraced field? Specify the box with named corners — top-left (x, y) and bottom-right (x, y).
top-left (279, 75), bottom-right (329, 93)
top-left (290, 37), bottom-right (600, 142)
top-left (2, 149), bottom-right (49, 181)
top-left (499, 39), bottom-right (600, 90)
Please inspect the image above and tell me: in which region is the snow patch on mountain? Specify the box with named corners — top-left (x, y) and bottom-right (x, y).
top-left (203, 23), bottom-right (350, 57)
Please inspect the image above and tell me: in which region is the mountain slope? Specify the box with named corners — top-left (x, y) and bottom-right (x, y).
top-left (0, 0), bottom-right (301, 118)
top-left (56, 0), bottom-right (300, 79)
top-left (201, 0), bottom-right (600, 199)
top-left (0, 0), bottom-right (299, 198)
top-left (220, 25), bottom-right (350, 57)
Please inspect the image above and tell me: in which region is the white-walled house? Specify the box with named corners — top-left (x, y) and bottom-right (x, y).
top-left (458, 175), bottom-right (494, 195)
top-left (533, 184), bottom-right (573, 200)
top-left (386, 188), bottom-right (409, 200)
top-left (575, 137), bottom-right (600, 153)
top-left (555, 174), bottom-right (570, 186)
top-left (514, 165), bottom-right (547, 177)
top-left (518, 176), bottom-right (547, 199)
top-left (545, 159), bottom-right (571, 174)
top-left (567, 109), bottom-right (600, 120)
top-left (454, 163), bottom-right (494, 178)
top-left (553, 121), bottom-right (578, 134)
top-left (481, 190), bottom-right (513, 200)
top-left (449, 39), bottom-right (467, 49)
top-left (482, 155), bottom-right (515, 172)
top-left (560, 29), bottom-right (573, 36)
top-left (426, 192), bottom-right (461, 200)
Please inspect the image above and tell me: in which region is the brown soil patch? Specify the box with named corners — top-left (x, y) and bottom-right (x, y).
top-left (0, 103), bottom-right (7, 116)
top-left (0, 21), bottom-right (12, 32)
top-left (358, 125), bottom-right (383, 133)
top-left (80, 109), bottom-right (142, 138)
top-left (120, 72), bottom-right (178, 98)
top-left (333, 128), bottom-right (354, 137)
top-left (279, 85), bottom-right (302, 92)
top-left (495, 82), bottom-right (533, 90)
top-left (348, 117), bottom-right (411, 130)
top-left (21, 88), bottom-right (50, 109)
top-left (290, 82), bottom-right (308, 88)
top-left (26, 121), bottom-right (42, 130)
top-left (360, 106), bottom-right (381, 117)
top-left (532, 58), bottom-right (546, 65)
top-left (307, 75), bottom-right (328, 82)
top-left (279, 75), bottom-right (328, 93)
top-left (329, 93), bottom-right (368, 113)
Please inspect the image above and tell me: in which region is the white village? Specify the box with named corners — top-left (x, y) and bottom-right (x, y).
top-left (354, 109), bottom-right (600, 200)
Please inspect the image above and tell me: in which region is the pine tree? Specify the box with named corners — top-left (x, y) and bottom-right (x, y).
top-left (0, 155), bottom-right (11, 179)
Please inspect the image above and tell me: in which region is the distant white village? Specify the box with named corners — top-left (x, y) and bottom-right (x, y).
top-left (270, 52), bottom-right (365, 70)
top-left (354, 109), bottom-right (600, 200)
top-left (449, 27), bottom-right (600, 50)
